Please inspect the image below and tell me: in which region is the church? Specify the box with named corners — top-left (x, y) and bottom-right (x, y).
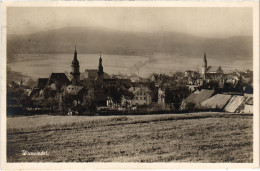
top-left (201, 52), bottom-right (224, 79)
top-left (60, 48), bottom-right (108, 112)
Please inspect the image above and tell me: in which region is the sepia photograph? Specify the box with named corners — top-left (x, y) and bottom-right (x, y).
top-left (1, 1), bottom-right (259, 170)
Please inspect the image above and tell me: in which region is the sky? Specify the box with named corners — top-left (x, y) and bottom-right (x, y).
top-left (7, 7), bottom-right (252, 38)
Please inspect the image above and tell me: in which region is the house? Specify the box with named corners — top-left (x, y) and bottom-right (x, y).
top-left (196, 79), bottom-right (204, 86)
top-left (204, 66), bottom-right (224, 79)
top-left (200, 94), bottom-right (232, 110)
top-left (80, 69), bottom-right (110, 82)
top-left (106, 95), bottom-right (132, 110)
top-left (65, 85), bottom-right (85, 96)
top-left (29, 78), bottom-right (48, 98)
top-left (244, 104), bottom-right (253, 113)
top-left (180, 89), bottom-right (215, 110)
top-left (8, 81), bottom-right (18, 89)
top-left (60, 85), bottom-right (87, 110)
top-left (35, 78), bottom-right (49, 89)
top-left (241, 94), bottom-right (253, 113)
top-left (129, 86), bottom-right (152, 106)
top-left (104, 78), bottom-right (132, 88)
top-left (23, 78), bottom-right (36, 88)
top-left (187, 85), bottom-right (199, 92)
top-left (224, 95), bottom-right (245, 113)
top-left (185, 70), bottom-right (200, 78)
top-left (81, 69), bottom-right (98, 81)
top-left (129, 75), bottom-right (140, 82)
top-left (116, 79), bottom-right (132, 88)
top-left (64, 85), bottom-right (87, 104)
top-left (29, 88), bottom-right (41, 98)
top-left (201, 52), bottom-right (224, 79)
top-left (48, 73), bottom-right (70, 86)
top-left (223, 94), bottom-right (253, 113)
top-left (111, 74), bottom-right (128, 79)
top-left (206, 66), bottom-right (224, 74)
top-left (219, 74), bottom-right (240, 88)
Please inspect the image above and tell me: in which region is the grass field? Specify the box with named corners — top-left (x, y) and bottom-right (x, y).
top-left (7, 112), bottom-right (253, 162)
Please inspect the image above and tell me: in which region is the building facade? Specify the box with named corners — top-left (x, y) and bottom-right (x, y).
top-left (129, 86), bottom-right (152, 106)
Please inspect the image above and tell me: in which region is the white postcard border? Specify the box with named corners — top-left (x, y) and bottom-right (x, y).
top-left (1, 1), bottom-right (259, 170)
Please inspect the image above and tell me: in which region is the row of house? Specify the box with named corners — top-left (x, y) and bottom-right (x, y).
top-left (180, 89), bottom-right (253, 113)
top-left (7, 50), bottom-right (253, 115)
top-left (24, 49), bottom-right (155, 113)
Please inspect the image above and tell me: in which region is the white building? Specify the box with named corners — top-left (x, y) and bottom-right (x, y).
top-left (129, 86), bottom-right (152, 106)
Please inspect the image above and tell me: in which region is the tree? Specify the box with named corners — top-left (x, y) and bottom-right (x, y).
top-left (147, 82), bottom-right (158, 102)
top-left (63, 93), bottom-right (76, 109)
top-left (42, 97), bottom-right (58, 112)
top-left (8, 86), bottom-right (24, 98)
top-left (165, 86), bottom-right (189, 110)
top-left (173, 71), bottom-right (184, 78)
top-left (20, 96), bottom-right (34, 109)
top-left (43, 87), bottom-right (56, 99)
top-left (82, 89), bottom-right (96, 112)
top-left (104, 84), bottom-right (134, 106)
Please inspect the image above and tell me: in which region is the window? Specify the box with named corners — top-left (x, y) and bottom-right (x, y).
top-left (144, 92), bottom-right (146, 95)
top-left (136, 97), bottom-right (138, 100)
top-left (140, 97), bottom-right (142, 100)
top-left (144, 97), bottom-right (146, 100)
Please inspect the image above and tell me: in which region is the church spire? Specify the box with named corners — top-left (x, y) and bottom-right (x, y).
top-left (70, 46), bottom-right (80, 85)
top-left (97, 52), bottom-right (104, 81)
top-left (98, 52), bottom-right (103, 73)
top-left (202, 51), bottom-right (207, 79)
top-left (203, 51), bottom-right (207, 68)
top-left (74, 45), bottom-right (77, 59)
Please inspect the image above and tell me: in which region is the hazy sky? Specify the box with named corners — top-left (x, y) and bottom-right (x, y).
top-left (7, 7), bottom-right (252, 38)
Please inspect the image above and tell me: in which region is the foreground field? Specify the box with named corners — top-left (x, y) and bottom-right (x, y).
top-left (7, 112), bottom-right (253, 162)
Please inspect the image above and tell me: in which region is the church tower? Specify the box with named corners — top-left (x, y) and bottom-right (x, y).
top-left (97, 52), bottom-right (104, 81)
top-left (202, 52), bottom-right (207, 79)
top-left (70, 46), bottom-right (80, 85)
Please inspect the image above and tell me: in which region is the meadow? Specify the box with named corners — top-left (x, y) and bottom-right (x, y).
top-left (7, 112), bottom-right (253, 162)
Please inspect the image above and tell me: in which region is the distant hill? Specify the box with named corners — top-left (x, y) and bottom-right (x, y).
top-left (7, 66), bottom-right (32, 84)
top-left (7, 27), bottom-right (252, 63)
